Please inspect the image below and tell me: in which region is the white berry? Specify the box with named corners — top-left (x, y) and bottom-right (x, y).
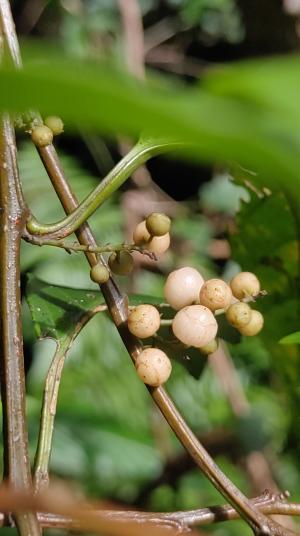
top-left (239, 310), bottom-right (264, 336)
top-left (135, 348), bottom-right (172, 386)
top-left (164, 267), bottom-right (204, 311)
top-left (230, 272), bottom-right (260, 300)
top-left (147, 232), bottom-right (170, 256)
top-left (199, 278), bottom-right (232, 312)
top-left (172, 305), bottom-right (218, 348)
top-left (128, 304), bottom-right (160, 339)
top-left (133, 220), bottom-right (151, 245)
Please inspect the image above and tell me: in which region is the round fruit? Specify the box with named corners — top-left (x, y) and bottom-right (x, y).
top-left (31, 125), bottom-right (53, 147)
top-left (239, 310), bottom-right (264, 336)
top-left (133, 220), bottom-right (151, 246)
top-left (147, 232), bottom-right (170, 257)
top-left (172, 305), bottom-right (218, 348)
top-left (90, 263), bottom-right (110, 284)
top-left (230, 272), bottom-right (260, 300)
top-left (199, 279), bottom-right (232, 312)
top-left (146, 212), bottom-right (171, 237)
top-left (135, 348), bottom-right (172, 386)
top-left (128, 304), bottom-right (160, 339)
top-left (164, 267), bottom-right (204, 311)
top-left (226, 302), bottom-right (252, 328)
top-left (198, 338), bottom-right (218, 355)
top-left (108, 251), bottom-right (134, 275)
top-left (44, 116), bottom-right (64, 135)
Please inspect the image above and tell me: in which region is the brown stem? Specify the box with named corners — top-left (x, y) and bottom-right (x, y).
top-left (0, 488), bottom-right (299, 533)
top-left (33, 143), bottom-right (298, 536)
top-left (0, 114), bottom-right (41, 536)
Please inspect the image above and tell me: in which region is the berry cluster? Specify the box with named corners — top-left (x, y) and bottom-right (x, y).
top-left (31, 116), bottom-right (64, 147)
top-left (90, 213), bottom-right (264, 388)
top-left (89, 212), bottom-right (171, 284)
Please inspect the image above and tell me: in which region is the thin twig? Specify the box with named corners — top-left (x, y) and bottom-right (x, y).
top-left (0, 487), bottom-right (299, 532)
top-left (22, 233), bottom-right (157, 260)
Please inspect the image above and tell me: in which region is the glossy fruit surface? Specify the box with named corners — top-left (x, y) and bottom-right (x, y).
top-left (172, 305), bottom-right (218, 347)
top-left (164, 267), bottom-right (204, 310)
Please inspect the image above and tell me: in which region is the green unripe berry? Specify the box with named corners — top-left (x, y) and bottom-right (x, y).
top-left (44, 116), bottom-right (64, 136)
top-left (31, 125), bottom-right (53, 147)
top-left (90, 263), bottom-right (110, 284)
top-left (108, 251), bottom-right (134, 275)
top-left (146, 212), bottom-right (171, 237)
top-left (198, 338), bottom-right (218, 355)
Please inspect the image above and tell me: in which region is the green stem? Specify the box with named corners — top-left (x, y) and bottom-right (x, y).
top-left (33, 341), bottom-right (68, 493)
top-left (26, 138), bottom-right (180, 239)
top-left (22, 234), bottom-right (157, 260)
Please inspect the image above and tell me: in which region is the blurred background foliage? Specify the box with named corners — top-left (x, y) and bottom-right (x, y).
top-left (2, 0), bottom-right (300, 534)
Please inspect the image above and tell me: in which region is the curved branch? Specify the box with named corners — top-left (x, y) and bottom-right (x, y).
top-left (26, 138), bottom-right (180, 239)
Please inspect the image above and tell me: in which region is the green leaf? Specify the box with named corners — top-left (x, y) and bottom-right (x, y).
top-left (2, 47), bottom-right (300, 204)
top-left (25, 274), bottom-right (169, 343)
top-left (25, 273), bottom-right (105, 343)
top-left (279, 332), bottom-right (300, 345)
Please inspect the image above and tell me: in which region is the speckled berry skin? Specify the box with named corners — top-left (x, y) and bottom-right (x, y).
top-left (199, 279), bottom-right (232, 312)
top-left (226, 302), bottom-right (252, 328)
top-left (135, 348), bottom-right (172, 386)
top-left (128, 304), bottom-right (160, 338)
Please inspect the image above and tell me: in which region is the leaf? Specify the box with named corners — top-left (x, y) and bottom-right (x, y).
top-left (279, 332), bottom-right (300, 345)
top-left (2, 47), bottom-right (300, 204)
top-left (25, 273), bottom-right (105, 343)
